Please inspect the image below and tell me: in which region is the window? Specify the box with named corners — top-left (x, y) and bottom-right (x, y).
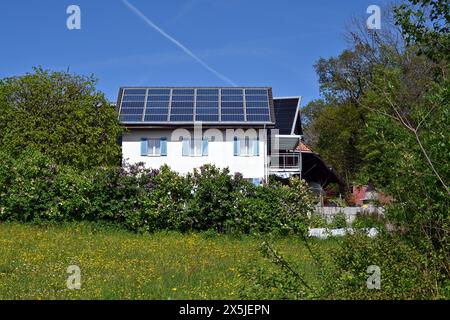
top-left (140, 138), bottom-right (167, 157)
top-left (148, 139), bottom-right (161, 156)
top-left (242, 137), bottom-right (251, 156)
top-left (234, 137), bottom-right (260, 157)
top-left (182, 138), bottom-right (208, 157)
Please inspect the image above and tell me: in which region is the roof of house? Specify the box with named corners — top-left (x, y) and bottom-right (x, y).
top-left (273, 97), bottom-right (303, 135)
top-left (117, 86), bottom-right (276, 127)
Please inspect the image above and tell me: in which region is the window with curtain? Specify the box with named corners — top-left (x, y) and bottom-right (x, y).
top-left (234, 136), bottom-right (259, 157)
top-left (148, 139), bottom-right (161, 156)
top-left (140, 138), bottom-right (167, 156)
top-left (182, 138), bottom-right (208, 157)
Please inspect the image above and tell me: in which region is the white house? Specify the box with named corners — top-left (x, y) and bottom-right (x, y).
top-left (117, 87), bottom-right (303, 184)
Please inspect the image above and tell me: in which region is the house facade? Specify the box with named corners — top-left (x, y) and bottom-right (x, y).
top-left (118, 86), bottom-right (336, 185)
top-left (121, 127), bottom-right (268, 182)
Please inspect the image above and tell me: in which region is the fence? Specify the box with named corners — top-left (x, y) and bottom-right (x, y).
top-left (313, 205), bottom-right (384, 224)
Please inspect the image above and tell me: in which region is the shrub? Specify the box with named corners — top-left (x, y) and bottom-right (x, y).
top-left (329, 212), bottom-right (348, 229)
top-left (0, 151), bottom-right (14, 216)
top-left (143, 165), bottom-right (192, 231)
top-left (308, 214), bottom-right (328, 228)
top-left (0, 149), bottom-right (61, 222)
top-left (329, 234), bottom-right (445, 299)
top-left (233, 182), bottom-right (286, 234)
top-left (352, 211), bottom-right (386, 230)
top-left (233, 177), bottom-right (314, 236)
top-left (52, 166), bottom-right (93, 221)
top-left (278, 177), bottom-right (315, 235)
top-left (184, 165), bottom-right (237, 232)
top-left (0, 152), bottom-right (316, 236)
top-left (239, 240), bottom-right (331, 300)
top-left (87, 163), bottom-right (153, 230)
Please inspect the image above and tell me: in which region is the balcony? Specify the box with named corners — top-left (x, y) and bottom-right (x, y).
top-left (269, 152), bottom-right (301, 177)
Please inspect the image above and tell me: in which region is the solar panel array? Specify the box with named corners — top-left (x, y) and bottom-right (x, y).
top-left (118, 87), bottom-right (272, 123)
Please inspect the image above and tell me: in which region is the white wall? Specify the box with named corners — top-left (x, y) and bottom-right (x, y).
top-left (122, 128), bottom-right (267, 180)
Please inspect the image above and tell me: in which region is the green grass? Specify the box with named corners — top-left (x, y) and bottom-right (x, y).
top-left (0, 222), bottom-right (337, 300)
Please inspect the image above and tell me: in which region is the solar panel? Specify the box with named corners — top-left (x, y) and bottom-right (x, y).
top-left (246, 101), bottom-right (269, 108)
top-left (147, 95), bottom-right (170, 102)
top-left (222, 95), bottom-right (243, 102)
top-left (124, 89), bottom-right (147, 95)
top-left (121, 108), bottom-right (143, 115)
top-left (247, 108), bottom-right (270, 115)
top-left (148, 89), bottom-right (170, 95)
top-left (221, 114), bottom-right (245, 121)
top-left (121, 101), bottom-right (145, 109)
top-left (173, 89), bottom-right (195, 95)
top-left (170, 114), bottom-right (194, 121)
top-left (247, 114), bottom-right (271, 122)
top-left (245, 89), bottom-right (268, 95)
top-left (195, 89), bottom-right (219, 121)
top-left (222, 108), bottom-right (244, 115)
top-left (197, 89), bottom-right (219, 95)
top-left (196, 114), bottom-right (219, 122)
top-left (172, 101), bottom-right (194, 108)
top-left (246, 95), bottom-right (268, 102)
top-left (197, 102), bottom-right (219, 108)
top-left (222, 89), bottom-right (243, 95)
top-left (120, 114), bottom-right (143, 122)
top-left (144, 115), bottom-right (168, 122)
top-left (197, 95), bottom-right (219, 102)
top-left (118, 87), bottom-right (273, 124)
top-left (196, 108), bottom-right (219, 114)
top-left (122, 95), bottom-right (146, 102)
top-left (142, 89), bottom-right (169, 121)
top-left (145, 108), bottom-right (168, 115)
top-left (172, 95), bottom-right (195, 102)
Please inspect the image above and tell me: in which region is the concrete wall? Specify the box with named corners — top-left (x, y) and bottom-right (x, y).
top-left (122, 128), bottom-right (267, 180)
top-left (314, 205), bottom-right (385, 224)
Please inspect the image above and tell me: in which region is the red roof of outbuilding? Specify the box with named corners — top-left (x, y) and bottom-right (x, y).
top-left (296, 142), bottom-right (313, 153)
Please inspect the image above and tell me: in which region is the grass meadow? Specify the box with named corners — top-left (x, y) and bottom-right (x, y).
top-left (0, 222), bottom-right (337, 300)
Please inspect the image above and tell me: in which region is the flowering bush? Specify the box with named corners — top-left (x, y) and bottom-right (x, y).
top-left (0, 149), bottom-right (62, 222)
top-left (0, 150), bottom-right (314, 235)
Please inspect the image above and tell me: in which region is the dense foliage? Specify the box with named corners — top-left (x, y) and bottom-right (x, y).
top-left (329, 234), bottom-right (449, 299)
top-left (0, 68), bottom-right (122, 170)
top-left (250, 0), bottom-right (449, 300)
top-left (394, 0), bottom-right (450, 62)
top-left (0, 150), bottom-right (314, 235)
top-left (304, 0), bottom-right (449, 259)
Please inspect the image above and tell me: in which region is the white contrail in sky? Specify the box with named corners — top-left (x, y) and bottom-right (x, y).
top-left (121, 0), bottom-right (238, 87)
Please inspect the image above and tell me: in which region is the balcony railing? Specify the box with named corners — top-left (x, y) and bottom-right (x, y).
top-left (269, 153), bottom-right (301, 172)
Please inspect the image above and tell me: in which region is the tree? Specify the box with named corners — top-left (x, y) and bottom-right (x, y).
top-left (0, 68), bottom-right (122, 170)
top-left (302, 100), bottom-right (363, 187)
top-left (302, 3), bottom-right (444, 187)
top-left (356, 64), bottom-right (450, 280)
top-left (248, 1), bottom-right (450, 299)
top-left (355, 0), bottom-right (450, 276)
top-left (394, 0), bottom-right (450, 63)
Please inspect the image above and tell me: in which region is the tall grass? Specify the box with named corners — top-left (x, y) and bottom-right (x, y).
top-left (0, 222), bottom-right (336, 300)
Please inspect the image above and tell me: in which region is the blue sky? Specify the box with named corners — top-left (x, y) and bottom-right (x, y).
top-left (0, 0), bottom-right (389, 105)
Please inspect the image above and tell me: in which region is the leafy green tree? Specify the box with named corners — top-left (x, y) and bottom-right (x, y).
top-left (359, 68), bottom-right (449, 272)
top-left (302, 17), bottom-right (405, 185)
top-left (250, 2), bottom-right (450, 299)
top-left (394, 0), bottom-right (450, 62)
top-left (303, 100), bottom-right (364, 186)
top-left (0, 67), bottom-right (122, 170)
